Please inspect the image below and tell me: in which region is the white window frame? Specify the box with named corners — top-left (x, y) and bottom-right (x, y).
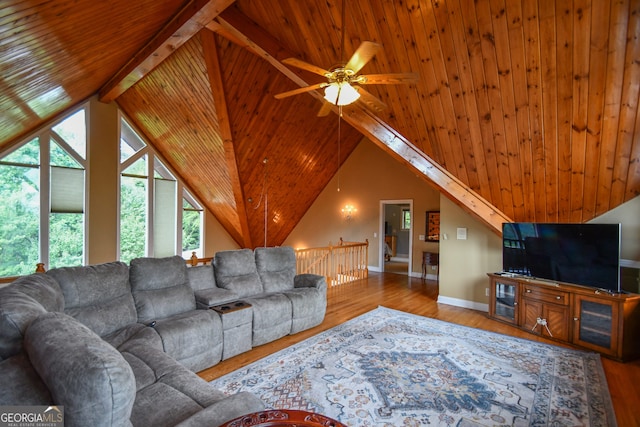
top-left (0, 103), bottom-right (89, 270)
top-left (118, 113), bottom-right (204, 260)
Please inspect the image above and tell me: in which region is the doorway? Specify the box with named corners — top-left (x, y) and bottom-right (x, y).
top-left (380, 200), bottom-right (413, 275)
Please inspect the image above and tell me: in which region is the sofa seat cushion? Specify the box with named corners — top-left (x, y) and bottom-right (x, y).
top-left (47, 261), bottom-right (137, 337)
top-left (122, 341), bottom-right (223, 399)
top-left (25, 312), bottom-right (136, 427)
top-left (0, 274), bottom-right (64, 359)
top-left (255, 246), bottom-right (296, 293)
top-left (120, 343), bottom-right (184, 392)
top-left (120, 342), bottom-right (257, 427)
top-left (244, 293), bottom-right (292, 347)
top-left (153, 309), bottom-right (223, 372)
top-left (194, 288), bottom-right (239, 308)
top-left (131, 381), bottom-right (204, 427)
top-left (214, 249), bottom-right (263, 298)
top-left (0, 352), bottom-right (52, 405)
top-left (129, 256), bottom-right (196, 323)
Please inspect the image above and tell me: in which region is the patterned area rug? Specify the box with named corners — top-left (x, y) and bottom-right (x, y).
top-left (210, 307), bottom-right (617, 426)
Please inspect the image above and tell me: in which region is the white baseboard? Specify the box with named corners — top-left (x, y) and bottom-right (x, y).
top-left (366, 268), bottom-right (489, 311)
top-left (437, 295), bottom-right (488, 313)
top-left (369, 267), bottom-right (436, 281)
top-left (621, 259), bottom-right (640, 268)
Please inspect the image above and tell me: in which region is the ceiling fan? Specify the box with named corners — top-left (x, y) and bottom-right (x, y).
top-left (274, 1), bottom-right (418, 116)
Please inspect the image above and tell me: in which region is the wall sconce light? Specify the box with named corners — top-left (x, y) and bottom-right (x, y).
top-left (341, 204), bottom-right (357, 221)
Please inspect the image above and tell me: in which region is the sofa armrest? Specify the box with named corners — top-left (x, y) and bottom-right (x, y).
top-left (174, 392), bottom-right (264, 427)
top-left (194, 288), bottom-right (239, 309)
top-left (294, 274), bottom-right (327, 292)
top-left (25, 312), bottom-right (136, 427)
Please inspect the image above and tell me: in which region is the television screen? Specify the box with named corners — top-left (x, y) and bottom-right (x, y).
top-left (502, 222), bottom-right (621, 292)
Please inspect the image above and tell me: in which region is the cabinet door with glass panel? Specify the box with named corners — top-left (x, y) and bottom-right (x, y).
top-left (572, 294), bottom-right (620, 357)
top-left (489, 276), bottom-right (519, 325)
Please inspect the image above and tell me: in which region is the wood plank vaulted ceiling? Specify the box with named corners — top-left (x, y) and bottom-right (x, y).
top-left (1, 0), bottom-right (639, 248)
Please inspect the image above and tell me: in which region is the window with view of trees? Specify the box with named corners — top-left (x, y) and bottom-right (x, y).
top-left (0, 107), bottom-right (205, 279)
top-left (182, 196), bottom-right (202, 256)
top-left (402, 209), bottom-right (411, 230)
top-left (119, 117), bottom-right (203, 263)
top-left (0, 108), bottom-right (86, 276)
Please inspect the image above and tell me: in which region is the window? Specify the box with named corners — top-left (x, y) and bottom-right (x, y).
top-left (401, 209), bottom-right (411, 230)
top-left (119, 117), bottom-right (203, 263)
top-left (50, 112), bottom-right (86, 269)
top-left (0, 108), bottom-right (86, 276)
top-left (182, 196), bottom-right (202, 257)
top-left (0, 140), bottom-right (41, 276)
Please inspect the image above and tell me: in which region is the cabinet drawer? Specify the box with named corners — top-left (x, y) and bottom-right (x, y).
top-left (522, 286), bottom-right (569, 305)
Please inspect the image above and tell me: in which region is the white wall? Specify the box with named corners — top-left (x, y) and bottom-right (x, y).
top-left (284, 138), bottom-right (440, 274)
top-left (437, 195), bottom-right (502, 311)
top-left (590, 195), bottom-right (640, 261)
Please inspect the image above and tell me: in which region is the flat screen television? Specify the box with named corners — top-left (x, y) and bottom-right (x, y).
top-left (502, 222), bottom-right (621, 293)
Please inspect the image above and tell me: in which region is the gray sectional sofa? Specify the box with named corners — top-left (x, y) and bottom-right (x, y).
top-left (0, 246), bottom-right (327, 427)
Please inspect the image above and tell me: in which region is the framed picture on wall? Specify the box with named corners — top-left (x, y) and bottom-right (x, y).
top-left (426, 211), bottom-right (440, 241)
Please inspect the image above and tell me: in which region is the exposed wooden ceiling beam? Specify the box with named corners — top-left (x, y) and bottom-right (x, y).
top-left (342, 108), bottom-right (512, 234)
top-left (210, 7), bottom-right (326, 106)
top-left (201, 28), bottom-right (252, 248)
top-left (212, 8), bottom-right (511, 235)
top-left (99, 0), bottom-right (236, 103)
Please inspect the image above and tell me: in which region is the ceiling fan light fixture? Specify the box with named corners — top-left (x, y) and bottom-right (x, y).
top-left (324, 82), bottom-right (360, 106)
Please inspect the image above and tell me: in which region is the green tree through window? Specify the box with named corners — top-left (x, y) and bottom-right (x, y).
top-left (0, 140), bottom-right (40, 276)
top-left (0, 108), bottom-right (86, 275)
top-left (120, 117), bottom-right (203, 262)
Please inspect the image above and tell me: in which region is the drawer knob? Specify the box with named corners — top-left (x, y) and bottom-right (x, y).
top-left (526, 289), bottom-right (532, 293)
top-left (573, 317), bottom-right (579, 321)
top-left (556, 296), bottom-right (561, 300)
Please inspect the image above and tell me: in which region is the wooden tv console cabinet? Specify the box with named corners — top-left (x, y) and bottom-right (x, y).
top-left (487, 273), bottom-right (640, 361)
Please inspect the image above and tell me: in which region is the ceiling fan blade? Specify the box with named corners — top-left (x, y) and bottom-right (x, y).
top-left (359, 72), bottom-right (419, 85)
top-left (345, 41), bottom-right (381, 73)
top-left (274, 82), bottom-right (328, 99)
top-left (357, 87), bottom-right (387, 113)
top-left (317, 101), bottom-right (333, 117)
top-left (282, 58), bottom-right (330, 77)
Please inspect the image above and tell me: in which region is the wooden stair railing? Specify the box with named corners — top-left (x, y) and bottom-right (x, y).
top-left (295, 238), bottom-right (369, 287)
top-left (2, 245), bottom-right (369, 287)
top-left (0, 262), bottom-right (47, 285)
top-left (186, 252), bottom-right (213, 267)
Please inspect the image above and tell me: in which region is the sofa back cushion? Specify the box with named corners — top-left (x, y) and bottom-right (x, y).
top-left (186, 264), bottom-right (216, 291)
top-left (213, 249), bottom-right (263, 298)
top-left (47, 262), bottom-right (137, 337)
top-left (25, 312), bottom-right (136, 427)
top-left (129, 256), bottom-right (196, 323)
top-left (0, 274), bottom-right (64, 360)
top-left (255, 246), bottom-right (297, 293)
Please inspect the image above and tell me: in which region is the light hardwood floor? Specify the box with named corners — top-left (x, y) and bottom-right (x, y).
top-left (199, 272), bottom-right (640, 426)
